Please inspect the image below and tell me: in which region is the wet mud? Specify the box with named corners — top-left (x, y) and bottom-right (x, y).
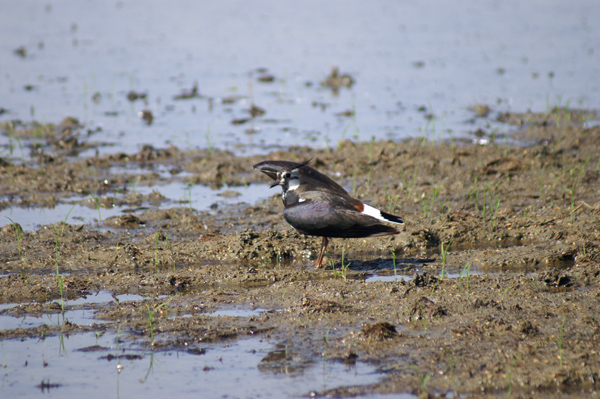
top-left (1, 108), bottom-right (600, 397)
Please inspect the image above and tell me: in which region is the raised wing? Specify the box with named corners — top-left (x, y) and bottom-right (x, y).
top-left (253, 160), bottom-right (348, 194)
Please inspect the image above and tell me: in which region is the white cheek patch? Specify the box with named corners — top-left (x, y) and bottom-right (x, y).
top-left (298, 198), bottom-right (306, 202)
top-left (287, 177), bottom-right (300, 191)
top-left (362, 204), bottom-right (386, 221)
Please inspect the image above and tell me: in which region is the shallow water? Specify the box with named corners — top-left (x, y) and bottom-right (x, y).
top-left (0, 332), bottom-right (400, 399)
top-left (0, 290), bottom-right (404, 398)
top-left (0, 308), bottom-right (99, 331)
top-left (0, 182), bottom-right (269, 230)
top-left (365, 271), bottom-right (480, 283)
top-left (2, 0), bottom-right (598, 160)
top-left (0, 291), bottom-right (146, 330)
top-left (210, 307), bottom-right (269, 318)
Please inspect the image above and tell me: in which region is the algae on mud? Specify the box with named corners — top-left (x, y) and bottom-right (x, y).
top-left (1, 109), bottom-right (600, 397)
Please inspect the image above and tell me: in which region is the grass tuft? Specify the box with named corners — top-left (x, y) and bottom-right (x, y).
top-left (145, 296), bottom-right (175, 342)
top-left (5, 217), bottom-right (28, 280)
top-left (410, 363), bottom-right (432, 393)
top-left (53, 205), bottom-right (76, 312)
top-left (422, 185), bottom-right (440, 218)
top-left (458, 262), bottom-right (472, 298)
top-left (431, 242), bottom-right (450, 294)
top-left (330, 247), bottom-right (351, 282)
top-left (87, 191), bottom-right (102, 221)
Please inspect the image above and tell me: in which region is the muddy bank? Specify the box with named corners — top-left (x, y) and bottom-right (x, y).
top-left (1, 108), bottom-right (599, 397)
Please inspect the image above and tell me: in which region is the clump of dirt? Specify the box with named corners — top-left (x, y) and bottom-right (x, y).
top-left (321, 66), bottom-right (355, 95)
top-left (0, 117), bottom-right (109, 159)
top-left (358, 322), bottom-right (398, 341)
top-left (1, 108), bottom-right (600, 397)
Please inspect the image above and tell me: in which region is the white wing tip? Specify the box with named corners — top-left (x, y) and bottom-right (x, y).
top-left (362, 204), bottom-right (386, 221)
top-left (362, 204), bottom-right (403, 224)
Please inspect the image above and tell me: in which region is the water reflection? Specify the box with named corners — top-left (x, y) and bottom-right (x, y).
top-left (258, 342), bottom-right (314, 376)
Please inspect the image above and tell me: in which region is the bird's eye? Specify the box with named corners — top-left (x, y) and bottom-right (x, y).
top-left (283, 172), bottom-right (291, 179)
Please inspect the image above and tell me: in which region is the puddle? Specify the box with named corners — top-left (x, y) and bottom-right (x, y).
top-left (0, 309), bottom-right (99, 330)
top-left (0, 182), bottom-right (269, 231)
top-left (133, 181), bottom-right (267, 210)
top-left (366, 273), bottom-right (413, 283)
top-left (210, 307), bottom-right (268, 318)
top-left (1, 202), bottom-right (124, 231)
top-left (0, 291), bottom-right (144, 330)
top-left (64, 290), bottom-right (146, 305)
top-left (0, 333), bottom-right (396, 399)
top-left (0, 291), bottom-right (398, 397)
top-left (0, 291), bottom-right (146, 330)
top-left (366, 270), bottom-right (481, 283)
top-left (107, 164), bottom-right (191, 179)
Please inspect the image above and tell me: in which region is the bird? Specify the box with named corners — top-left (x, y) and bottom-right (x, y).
top-left (253, 160), bottom-right (403, 268)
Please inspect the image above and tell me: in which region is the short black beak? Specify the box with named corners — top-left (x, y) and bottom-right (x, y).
top-left (253, 161), bottom-right (282, 180)
top-left (254, 161), bottom-right (288, 188)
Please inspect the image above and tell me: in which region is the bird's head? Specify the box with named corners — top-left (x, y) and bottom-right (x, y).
top-left (253, 160), bottom-right (309, 192)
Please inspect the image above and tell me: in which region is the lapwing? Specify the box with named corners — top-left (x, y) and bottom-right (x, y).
top-left (253, 160), bottom-right (403, 268)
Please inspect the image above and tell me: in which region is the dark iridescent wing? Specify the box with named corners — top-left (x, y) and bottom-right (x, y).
top-left (283, 199), bottom-right (399, 239)
top-left (296, 189), bottom-right (363, 212)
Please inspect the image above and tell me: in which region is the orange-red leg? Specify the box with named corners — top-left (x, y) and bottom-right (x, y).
top-left (314, 237), bottom-right (329, 268)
